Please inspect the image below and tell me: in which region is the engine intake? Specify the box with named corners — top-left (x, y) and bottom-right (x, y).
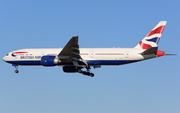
top-left (41, 55), bottom-right (60, 66)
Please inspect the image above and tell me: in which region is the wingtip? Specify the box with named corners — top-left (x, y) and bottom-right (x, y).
top-left (72, 36), bottom-right (78, 38)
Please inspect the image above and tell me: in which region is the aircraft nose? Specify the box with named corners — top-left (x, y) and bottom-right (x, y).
top-left (3, 56), bottom-right (7, 61)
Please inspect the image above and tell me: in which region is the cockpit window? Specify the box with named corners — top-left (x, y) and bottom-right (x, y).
top-left (6, 54), bottom-right (9, 56)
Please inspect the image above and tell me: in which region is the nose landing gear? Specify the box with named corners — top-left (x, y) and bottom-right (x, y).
top-left (12, 64), bottom-right (19, 73)
top-left (15, 70), bottom-right (19, 73)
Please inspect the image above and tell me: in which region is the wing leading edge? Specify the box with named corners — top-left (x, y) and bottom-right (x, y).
top-left (58, 36), bottom-right (81, 62)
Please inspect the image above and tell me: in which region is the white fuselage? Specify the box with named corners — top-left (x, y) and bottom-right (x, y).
top-left (2, 21), bottom-right (167, 76)
top-left (3, 48), bottom-right (156, 66)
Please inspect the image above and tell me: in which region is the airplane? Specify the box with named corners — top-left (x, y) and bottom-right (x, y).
top-left (3, 21), bottom-right (171, 77)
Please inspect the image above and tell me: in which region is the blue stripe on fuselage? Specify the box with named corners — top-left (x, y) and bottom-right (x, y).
top-left (5, 60), bottom-right (139, 66)
top-left (6, 60), bottom-right (42, 65)
top-left (86, 60), bottom-right (138, 65)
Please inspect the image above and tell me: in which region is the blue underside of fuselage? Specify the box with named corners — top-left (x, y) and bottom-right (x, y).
top-left (6, 60), bottom-right (139, 66)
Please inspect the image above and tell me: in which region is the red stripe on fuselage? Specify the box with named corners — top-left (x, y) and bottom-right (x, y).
top-left (12, 52), bottom-right (28, 54)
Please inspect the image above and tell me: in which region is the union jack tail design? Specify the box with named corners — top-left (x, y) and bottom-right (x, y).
top-left (134, 21), bottom-right (167, 49)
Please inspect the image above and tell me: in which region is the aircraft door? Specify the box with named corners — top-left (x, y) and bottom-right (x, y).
top-left (40, 51), bottom-right (45, 56)
top-left (11, 52), bottom-right (19, 59)
top-left (89, 51), bottom-right (94, 58)
top-left (124, 51), bottom-right (129, 59)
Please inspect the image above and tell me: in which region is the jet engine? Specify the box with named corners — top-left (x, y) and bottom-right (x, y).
top-left (62, 66), bottom-right (78, 73)
top-left (41, 55), bottom-right (60, 66)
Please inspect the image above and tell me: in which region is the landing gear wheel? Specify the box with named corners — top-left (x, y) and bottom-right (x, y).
top-left (15, 70), bottom-right (19, 73)
top-left (89, 73), bottom-right (94, 77)
top-left (81, 71), bottom-right (94, 77)
top-left (12, 64), bottom-right (19, 73)
top-left (77, 66), bottom-right (94, 77)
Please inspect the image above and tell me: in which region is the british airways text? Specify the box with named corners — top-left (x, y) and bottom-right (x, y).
top-left (20, 56), bottom-right (41, 59)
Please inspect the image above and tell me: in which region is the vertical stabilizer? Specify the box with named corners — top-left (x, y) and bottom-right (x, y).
top-left (134, 21), bottom-right (167, 50)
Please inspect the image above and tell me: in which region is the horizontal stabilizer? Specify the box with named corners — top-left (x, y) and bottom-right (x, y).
top-left (141, 47), bottom-right (158, 55)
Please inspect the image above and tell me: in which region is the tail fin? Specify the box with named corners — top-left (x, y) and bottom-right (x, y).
top-left (134, 21), bottom-right (167, 50)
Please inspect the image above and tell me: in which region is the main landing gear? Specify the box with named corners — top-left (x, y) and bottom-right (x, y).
top-left (81, 71), bottom-right (94, 77)
top-left (77, 66), bottom-right (94, 77)
top-left (12, 64), bottom-right (19, 73)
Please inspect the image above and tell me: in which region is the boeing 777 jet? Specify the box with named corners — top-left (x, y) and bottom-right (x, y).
top-left (3, 21), bottom-right (170, 77)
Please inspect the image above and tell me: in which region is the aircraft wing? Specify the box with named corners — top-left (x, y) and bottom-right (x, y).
top-left (58, 36), bottom-right (82, 66)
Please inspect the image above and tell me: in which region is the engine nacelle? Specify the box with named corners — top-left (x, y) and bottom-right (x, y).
top-left (41, 55), bottom-right (60, 66)
top-left (63, 66), bottom-right (78, 73)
